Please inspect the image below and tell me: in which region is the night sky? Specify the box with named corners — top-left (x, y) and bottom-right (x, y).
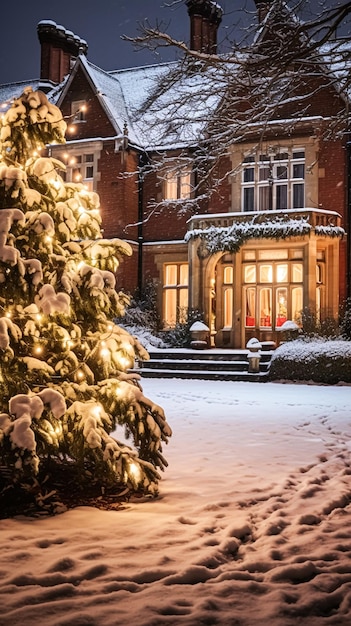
top-left (0, 0), bottom-right (349, 85)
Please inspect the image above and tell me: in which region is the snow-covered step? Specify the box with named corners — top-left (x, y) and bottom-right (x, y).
top-left (136, 347), bottom-right (273, 381)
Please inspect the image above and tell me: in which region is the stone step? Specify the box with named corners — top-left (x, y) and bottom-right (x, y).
top-left (137, 367), bottom-right (268, 382)
top-left (134, 347), bottom-right (274, 381)
top-left (142, 358), bottom-right (270, 372)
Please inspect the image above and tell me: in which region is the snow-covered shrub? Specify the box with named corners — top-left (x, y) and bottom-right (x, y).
top-left (120, 281), bottom-right (161, 333)
top-left (299, 307), bottom-right (340, 339)
top-left (340, 298), bottom-right (351, 340)
top-left (269, 339), bottom-right (351, 384)
top-left (162, 307), bottom-right (203, 347)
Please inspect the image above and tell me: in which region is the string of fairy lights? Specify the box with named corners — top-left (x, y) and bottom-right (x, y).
top-left (0, 302), bottom-right (135, 383)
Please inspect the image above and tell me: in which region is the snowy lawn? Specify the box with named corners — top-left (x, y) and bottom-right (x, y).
top-left (2, 378), bottom-right (351, 626)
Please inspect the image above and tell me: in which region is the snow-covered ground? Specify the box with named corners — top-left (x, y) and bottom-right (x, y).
top-left (2, 378), bottom-right (351, 626)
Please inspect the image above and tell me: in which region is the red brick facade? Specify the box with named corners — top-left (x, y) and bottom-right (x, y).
top-left (36, 4), bottom-right (350, 347)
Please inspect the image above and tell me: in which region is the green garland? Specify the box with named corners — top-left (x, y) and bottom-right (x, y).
top-left (185, 215), bottom-right (345, 254)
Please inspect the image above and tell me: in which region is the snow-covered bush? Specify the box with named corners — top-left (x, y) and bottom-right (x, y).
top-left (162, 307), bottom-right (204, 347)
top-left (269, 339), bottom-right (351, 384)
top-left (0, 89), bottom-right (172, 514)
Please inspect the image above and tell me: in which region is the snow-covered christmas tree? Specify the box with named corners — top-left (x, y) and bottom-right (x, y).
top-left (0, 88), bottom-right (171, 515)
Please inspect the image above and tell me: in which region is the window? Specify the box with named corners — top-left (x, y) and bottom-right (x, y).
top-left (223, 266), bottom-right (234, 328)
top-left (65, 152), bottom-right (97, 191)
top-left (243, 251), bottom-right (304, 329)
top-left (164, 167), bottom-right (192, 200)
top-left (242, 149), bottom-right (305, 212)
top-left (163, 263), bottom-right (189, 327)
top-left (71, 100), bottom-right (86, 122)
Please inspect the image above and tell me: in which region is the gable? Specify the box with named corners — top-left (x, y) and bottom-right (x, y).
top-left (58, 65), bottom-right (117, 141)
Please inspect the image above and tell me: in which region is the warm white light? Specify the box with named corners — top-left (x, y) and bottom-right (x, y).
top-left (129, 462), bottom-right (141, 481)
top-left (100, 347), bottom-right (109, 359)
top-left (34, 345), bottom-right (43, 355)
top-left (68, 125), bottom-right (76, 134)
top-left (77, 370), bottom-right (85, 380)
top-left (92, 405), bottom-right (101, 418)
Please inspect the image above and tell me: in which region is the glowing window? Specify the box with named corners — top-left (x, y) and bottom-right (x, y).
top-left (163, 263), bottom-right (189, 327)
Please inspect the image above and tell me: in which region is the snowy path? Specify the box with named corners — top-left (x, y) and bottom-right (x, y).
top-left (1, 380), bottom-right (351, 626)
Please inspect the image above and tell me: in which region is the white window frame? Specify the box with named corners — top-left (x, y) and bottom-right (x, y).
top-left (241, 148), bottom-right (305, 212)
top-left (71, 100), bottom-right (87, 123)
top-left (163, 263), bottom-right (189, 327)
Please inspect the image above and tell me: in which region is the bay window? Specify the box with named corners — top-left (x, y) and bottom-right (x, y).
top-left (242, 250), bottom-right (304, 329)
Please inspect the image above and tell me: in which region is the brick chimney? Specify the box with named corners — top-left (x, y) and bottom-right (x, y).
top-left (254, 0), bottom-right (275, 24)
top-left (37, 20), bottom-right (88, 86)
top-left (186, 0), bottom-right (223, 54)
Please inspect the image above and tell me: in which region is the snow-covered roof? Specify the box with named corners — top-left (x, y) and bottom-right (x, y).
top-left (1, 4), bottom-right (350, 153)
top-left (0, 80), bottom-right (41, 109)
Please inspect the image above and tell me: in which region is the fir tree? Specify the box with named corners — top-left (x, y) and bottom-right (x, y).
top-left (0, 88), bottom-right (171, 514)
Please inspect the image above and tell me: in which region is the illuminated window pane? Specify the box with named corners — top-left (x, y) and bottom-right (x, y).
top-left (292, 263), bottom-right (303, 282)
top-left (165, 264), bottom-right (177, 285)
top-left (244, 265), bottom-right (256, 283)
top-left (164, 290), bottom-right (177, 326)
top-left (73, 168), bottom-right (82, 182)
top-left (276, 264), bottom-right (288, 283)
top-left (276, 287), bottom-right (288, 326)
top-left (164, 169), bottom-right (191, 200)
top-left (245, 287), bottom-right (256, 327)
top-left (260, 264), bottom-right (273, 283)
top-left (163, 264), bottom-right (189, 327)
top-left (224, 288), bottom-right (233, 328)
top-left (179, 289), bottom-right (188, 321)
top-left (292, 286), bottom-right (303, 322)
top-left (259, 288), bottom-right (272, 327)
top-left (179, 264), bottom-right (189, 286)
top-left (165, 175), bottom-right (178, 200)
top-left (180, 172), bottom-right (191, 199)
top-left (316, 286), bottom-right (321, 323)
top-left (224, 266), bottom-right (233, 284)
top-left (259, 249), bottom-right (288, 260)
top-left (83, 181), bottom-right (93, 191)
